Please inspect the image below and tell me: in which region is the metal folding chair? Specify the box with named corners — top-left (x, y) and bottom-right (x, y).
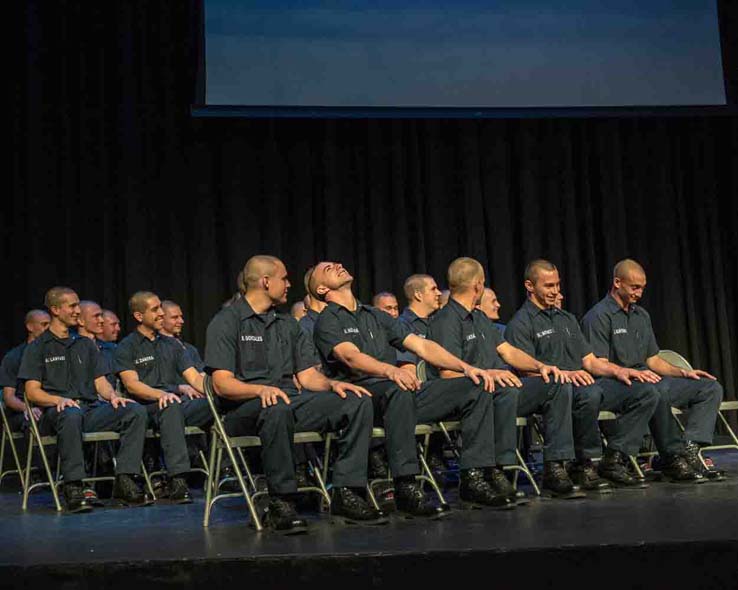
top-left (21, 398), bottom-right (155, 511)
top-left (597, 410), bottom-right (646, 479)
top-left (144, 425), bottom-right (211, 499)
top-left (201, 374), bottom-right (332, 530)
top-left (658, 350), bottom-right (737, 462)
top-left (0, 402), bottom-right (26, 489)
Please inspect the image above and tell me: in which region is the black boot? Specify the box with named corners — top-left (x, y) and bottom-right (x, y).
top-left (167, 476), bottom-right (194, 503)
top-left (542, 461), bottom-right (585, 499)
top-left (368, 448), bottom-right (389, 479)
top-left (568, 459), bottom-right (612, 493)
top-left (113, 474), bottom-right (151, 506)
top-left (63, 481), bottom-right (93, 513)
top-left (331, 487), bottom-right (389, 525)
top-left (684, 441), bottom-right (726, 481)
top-left (484, 466), bottom-right (528, 505)
top-left (598, 449), bottom-right (646, 488)
top-left (264, 496), bottom-right (308, 534)
top-left (460, 468), bottom-right (515, 510)
top-left (394, 476), bottom-right (445, 518)
top-left (83, 486), bottom-right (105, 506)
top-left (661, 454), bottom-right (704, 483)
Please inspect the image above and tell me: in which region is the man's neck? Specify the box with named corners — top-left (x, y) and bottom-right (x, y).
top-left (159, 328), bottom-right (177, 338)
top-left (245, 290), bottom-right (274, 314)
top-left (77, 328), bottom-right (96, 340)
top-left (609, 289), bottom-right (630, 311)
top-left (407, 302), bottom-right (431, 319)
top-left (137, 324), bottom-right (157, 340)
top-left (49, 320), bottom-right (69, 339)
top-left (326, 285), bottom-right (357, 311)
top-left (528, 294), bottom-right (548, 310)
top-left (308, 300), bottom-right (327, 313)
top-left (452, 291), bottom-right (477, 313)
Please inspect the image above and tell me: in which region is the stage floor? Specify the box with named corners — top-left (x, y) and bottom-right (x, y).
top-left (2, 451), bottom-right (737, 589)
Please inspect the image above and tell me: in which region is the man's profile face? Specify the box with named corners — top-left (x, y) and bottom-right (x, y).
top-left (162, 305), bottom-right (184, 336)
top-left (101, 313), bottom-right (121, 342)
top-left (313, 262), bottom-right (353, 295)
top-left (376, 294), bottom-right (399, 318)
top-left (79, 303), bottom-right (104, 336)
top-left (420, 278), bottom-right (442, 312)
top-left (265, 261), bottom-right (291, 305)
top-left (52, 293), bottom-right (81, 329)
top-left (139, 297), bottom-right (164, 331)
top-left (26, 312), bottom-right (50, 340)
top-left (614, 271), bottom-right (647, 306)
top-left (478, 289), bottom-right (501, 320)
top-left (528, 269), bottom-right (561, 308)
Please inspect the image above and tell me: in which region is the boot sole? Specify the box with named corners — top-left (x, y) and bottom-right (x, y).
top-left (397, 507), bottom-right (449, 520)
top-left (66, 504), bottom-right (93, 514)
top-left (541, 489), bottom-right (587, 500)
top-left (460, 499), bottom-right (515, 511)
top-left (330, 514), bottom-right (390, 526)
top-left (268, 524), bottom-right (309, 536)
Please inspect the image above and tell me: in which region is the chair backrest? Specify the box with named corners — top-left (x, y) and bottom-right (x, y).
top-left (202, 373), bottom-right (229, 436)
top-left (416, 360), bottom-right (427, 383)
top-left (658, 349), bottom-right (693, 371)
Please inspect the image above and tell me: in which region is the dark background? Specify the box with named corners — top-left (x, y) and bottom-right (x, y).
top-left (7, 1), bottom-right (737, 402)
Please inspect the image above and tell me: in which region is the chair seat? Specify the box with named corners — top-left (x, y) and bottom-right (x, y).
top-left (82, 431), bottom-right (120, 442)
top-left (598, 411), bottom-right (618, 420)
top-left (720, 401), bottom-right (738, 412)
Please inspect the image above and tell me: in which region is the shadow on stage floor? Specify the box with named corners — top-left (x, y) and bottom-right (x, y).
top-left (1, 451), bottom-right (737, 589)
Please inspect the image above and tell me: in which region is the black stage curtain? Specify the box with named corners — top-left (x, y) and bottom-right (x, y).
top-left (8, 1), bottom-right (738, 402)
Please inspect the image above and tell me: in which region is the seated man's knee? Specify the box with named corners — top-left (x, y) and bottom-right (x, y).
top-left (704, 380), bottom-right (723, 403)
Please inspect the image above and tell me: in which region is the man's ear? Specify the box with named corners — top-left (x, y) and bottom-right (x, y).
top-left (524, 279), bottom-right (535, 294)
top-left (133, 311), bottom-right (143, 324)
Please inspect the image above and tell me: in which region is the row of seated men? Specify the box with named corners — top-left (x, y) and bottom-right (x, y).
top-left (0, 256), bottom-right (725, 535)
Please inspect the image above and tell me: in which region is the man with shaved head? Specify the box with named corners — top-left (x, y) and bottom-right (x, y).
top-left (506, 260), bottom-right (659, 490)
top-left (428, 258), bottom-right (580, 500)
top-left (310, 260), bottom-right (511, 513)
top-left (299, 266), bottom-right (327, 337)
top-left (19, 287), bottom-right (148, 512)
top-left (1, 310), bottom-right (50, 431)
top-left (396, 274), bottom-right (442, 373)
top-left (582, 259), bottom-right (724, 481)
top-left (116, 291), bottom-right (212, 503)
top-left (206, 256), bottom-right (383, 533)
top-left (373, 292), bottom-right (400, 319)
top-left (100, 310), bottom-right (122, 343)
top-left (78, 300), bottom-right (118, 391)
top-left (478, 288), bottom-right (506, 336)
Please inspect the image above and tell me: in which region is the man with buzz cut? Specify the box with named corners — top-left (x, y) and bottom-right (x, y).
top-left (78, 300), bottom-right (118, 391)
top-left (505, 259), bottom-right (660, 490)
top-left (160, 299), bottom-right (205, 374)
top-left (309, 260), bottom-right (513, 514)
top-left (19, 287), bottom-right (148, 513)
top-left (582, 259), bottom-right (724, 482)
top-left (427, 257), bottom-right (581, 500)
top-left (372, 292), bottom-right (400, 319)
top-left (115, 291), bottom-right (213, 504)
top-left (299, 266), bottom-right (327, 338)
top-left (100, 310), bottom-right (122, 343)
top-left (206, 255), bottom-right (384, 534)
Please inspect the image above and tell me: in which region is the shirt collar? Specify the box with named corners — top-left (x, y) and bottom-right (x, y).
top-left (42, 328), bottom-right (78, 346)
top-left (604, 293), bottom-right (638, 315)
top-left (305, 308), bottom-right (320, 320)
top-left (133, 329), bottom-right (161, 344)
top-left (447, 297), bottom-right (474, 320)
top-left (522, 298), bottom-right (560, 319)
top-left (235, 296), bottom-right (278, 325)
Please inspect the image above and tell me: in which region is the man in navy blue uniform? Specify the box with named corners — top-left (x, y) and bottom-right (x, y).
top-left (428, 258), bottom-right (580, 500)
top-left (1, 309), bottom-right (50, 432)
top-left (309, 260), bottom-right (512, 513)
top-left (582, 259), bottom-right (724, 482)
top-left (116, 291), bottom-right (212, 503)
top-left (19, 287), bottom-right (148, 513)
top-left (505, 260), bottom-right (659, 489)
top-left (78, 301), bottom-right (118, 391)
top-left (298, 266), bottom-right (326, 338)
top-left (478, 288), bottom-right (506, 337)
top-left (206, 256), bottom-right (384, 534)
top-left (100, 310), bottom-right (121, 344)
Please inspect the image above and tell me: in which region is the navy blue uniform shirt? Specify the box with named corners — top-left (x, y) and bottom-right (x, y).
top-left (581, 294), bottom-right (659, 370)
top-left (313, 301), bottom-right (411, 384)
top-left (427, 298), bottom-right (506, 377)
top-left (396, 308), bottom-right (431, 366)
top-left (205, 296), bottom-right (319, 390)
top-left (18, 331), bottom-right (107, 402)
top-left (298, 308), bottom-right (320, 338)
top-left (0, 342), bottom-right (29, 411)
top-left (115, 331), bottom-right (194, 395)
top-left (505, 299), bottom-right (592, 371)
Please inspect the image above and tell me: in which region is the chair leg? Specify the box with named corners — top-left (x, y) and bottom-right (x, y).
top-left (235, 447), bottom-right (258, 492)
top-left (307, 459), bottom-right (331, 508)
top-left (321, 433), bottom-right (332, 486)
top-left (22, 436), bottom-right (34, 510)
top-left (515, 448), bottom-right (541, 496)
top-left (140, 460), bottom-right (156, 500)
top-left (8, 436), bottom-right (26, 490)
top-left (221, 441), bottom-right (263, 531)
top-left (203, 431), bottom-right (219, 527)
top-left (416, 442), bottom-right (449, 509)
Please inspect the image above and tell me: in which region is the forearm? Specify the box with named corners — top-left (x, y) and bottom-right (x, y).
top-left (123, 380), bottom-right (168, 402)
top-left (25, 384), bottom-right (64, 408)
top-left (212, 374), bottom-right (264, 400)
top-left (583, 356), bottom-right (621, 379)
top-left (2, 388), bottom-right (26, 413)
top-left (338, 349), bottom-right (396, 379)
top-left (412, 340), bottom-right (467, 373)
top-left (647, 356), bottom-right (682, 377)
top-left (500, 348), bottom-right (543, 373)
top-left (297, 369), bottom-right (333, 392)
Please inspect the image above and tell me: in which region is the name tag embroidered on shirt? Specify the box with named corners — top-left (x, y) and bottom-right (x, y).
top-left (613, 328), bottom-right (628, 335)
top-left (241, 335), bottom-right (263, 342)
top-left (135, 356), bottom-right (155, 365)
top-left (343, 328), bottom-right (360, 335)
top-left (536, 329), bottom-right (555, 339)
top-left (44, 356), bottom-right (65, 364)
top-left (466, 333), bottom-right (477, 341)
